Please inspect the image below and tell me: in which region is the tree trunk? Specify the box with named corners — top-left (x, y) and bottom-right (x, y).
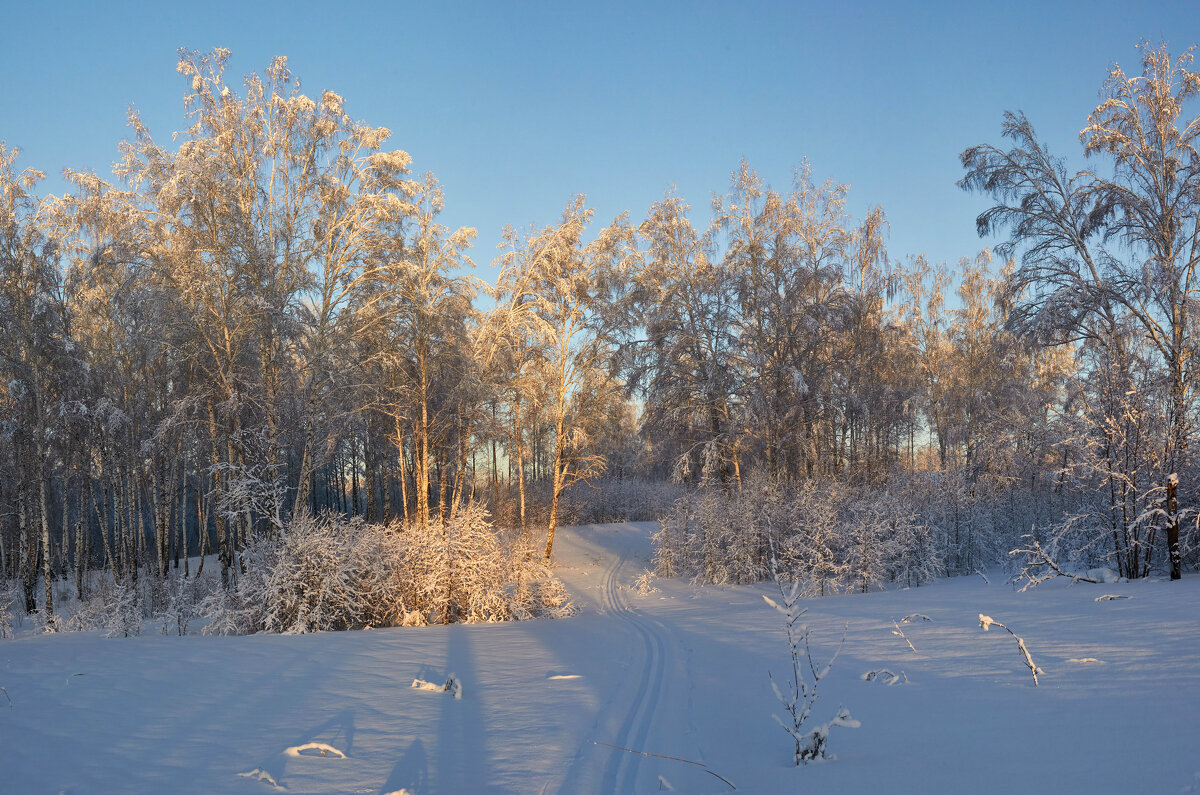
top-left (1167, 474), bottom-right (1181, 580)
top-left (39, 461), bottom-right (53, 620)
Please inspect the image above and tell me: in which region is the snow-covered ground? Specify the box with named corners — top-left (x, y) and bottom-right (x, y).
top-left (1, 522), bottom-right (1198, 793)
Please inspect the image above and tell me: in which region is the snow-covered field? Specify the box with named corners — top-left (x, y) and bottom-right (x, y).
top-left (1, 522), bottom-right (1198, 794)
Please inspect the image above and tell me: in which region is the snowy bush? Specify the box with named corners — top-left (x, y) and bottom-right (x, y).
top-left (203, 506), bottom-right (574, 635)
top-left (514, 567), bottom-right (576, 620)
top-left (203, 512), bottom-right (406, 635)
top-left (652, 499), bottom-right (688, 579)
top-left (656, 474), bottom-right (942, 593)
top-left (107, 579), bottom-right (143, 638)
top-left (405, 503), bottom-right (515, 624)
top-left (778, 481), bottom-right (847, 596)
top-left (158, 571), bottom-right (212, 636)
top-left (68, 577), bottom-right (145, 638)
top-left (632, 569), bottom-right (659, 595)
top-left (846, 490), bottom-right (939, 592)
top-left (34, 608), bottom-right (63, 635)
top-left (66, 581), bottom-right (112, 632)
top-left (199, 585), bottom-right (257, 637)
top-left (660, 483), bottom-right (770, 586)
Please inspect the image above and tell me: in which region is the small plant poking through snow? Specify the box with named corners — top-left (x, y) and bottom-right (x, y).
top-left (979, 614), bottom-right (1042, 686)
top-left (632, 569), bottom-right (659, 595)
top-left (764, 544), bottom-right (859, 765)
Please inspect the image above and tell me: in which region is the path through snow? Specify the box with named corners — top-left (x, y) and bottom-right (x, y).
top-left (1, 521), bottom-right (1198, 793)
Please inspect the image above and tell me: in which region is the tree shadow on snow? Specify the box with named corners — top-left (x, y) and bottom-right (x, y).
top-left (434, 625), bottom-right (519, 793)
top-left (380, 737), bottom-right (428, 795)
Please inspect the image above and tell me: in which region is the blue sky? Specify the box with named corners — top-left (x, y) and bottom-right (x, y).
top-left (3, 1), bottom-right (1198, 282)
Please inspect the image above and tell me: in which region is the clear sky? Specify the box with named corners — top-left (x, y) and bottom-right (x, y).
top-left (3, 0), bottom-right (1198, 283)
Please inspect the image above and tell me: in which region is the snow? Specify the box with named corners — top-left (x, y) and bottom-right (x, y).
top-left (411, 675), bottom-right (462, 700)
top-left (1086, 568), bottom-right (1121, 583)
top-left (1, 521), bottom-right (1199, 793)
top-left (285, 742), bottom-right (347, 759)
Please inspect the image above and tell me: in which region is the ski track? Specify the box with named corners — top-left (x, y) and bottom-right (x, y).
top-left (592, 546), bottom-right (678, 795)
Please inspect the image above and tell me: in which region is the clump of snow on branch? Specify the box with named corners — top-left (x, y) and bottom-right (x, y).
top-left (236, 768), bottom-right (283, 789)
top-left (412, 674), bottom-right (462, 699)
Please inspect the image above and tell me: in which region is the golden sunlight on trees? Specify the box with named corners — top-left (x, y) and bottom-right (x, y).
top-left (1, 43), bottom-right (1197, 634)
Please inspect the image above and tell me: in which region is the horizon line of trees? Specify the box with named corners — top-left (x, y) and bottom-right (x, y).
top-left (2, 42), bottom-right (1197, 624)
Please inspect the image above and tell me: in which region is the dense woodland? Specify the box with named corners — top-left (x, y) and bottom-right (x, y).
top-left (1, 44), bottom-right (1197, 631)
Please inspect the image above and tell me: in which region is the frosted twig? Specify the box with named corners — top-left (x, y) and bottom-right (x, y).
top-left (1009, 536), bottom-right (1098, 591)
top-left (0, 686), bottom-right (11, 708)
top-left (591, 742), bottom-right (736, 790)
top-left (765, 536), bottom-right (857, 765)
top-left (892, 620), bottom-right (918, 653)
top-left (978, 614), bottom-right (1041, 686)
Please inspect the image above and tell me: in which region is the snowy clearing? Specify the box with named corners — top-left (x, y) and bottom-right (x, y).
top-left (1, 521), bottom-right (1198, 793)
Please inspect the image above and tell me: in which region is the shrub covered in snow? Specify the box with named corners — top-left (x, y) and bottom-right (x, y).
top-left (657, 474), bottom-right (941, 592)
top-left (65, 576), bottom-right (145, 637)
top-left (202, 506), bottom-right (574, 635)
top-left (158, 571), bottom-right (213, 636)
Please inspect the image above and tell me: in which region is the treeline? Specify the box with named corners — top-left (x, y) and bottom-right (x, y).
top-left (2, 44), bottom-right (1198, 625)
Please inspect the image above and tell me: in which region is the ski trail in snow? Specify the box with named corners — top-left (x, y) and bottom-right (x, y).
top-left (557, 524), bottom-right (710, 793)
top-left (590, 547), bottom-right (700, 795)
top-left (598, 548), bottom-right (670, 793)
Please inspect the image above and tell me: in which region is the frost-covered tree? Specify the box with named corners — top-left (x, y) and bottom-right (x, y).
top-left (364, 175), bottom-right (476, 527)
top-left (503, 197), bottom-right (628, 559)
top-left (0, 144), bottom-right (82, 619)
top-left (962, 42), bottom-right (1200, 579)
top-left (617, 192), bottom-right (744, 484)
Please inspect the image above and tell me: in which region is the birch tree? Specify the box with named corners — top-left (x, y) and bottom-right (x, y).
top-left (619, 192), bottom-right (744, 485)
top-left (506, 196), bottom-right (628, 559)
top-left (0, 145), bottom-right (77, 619)
top-left (961, 42), bottom-right (1200, 578)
